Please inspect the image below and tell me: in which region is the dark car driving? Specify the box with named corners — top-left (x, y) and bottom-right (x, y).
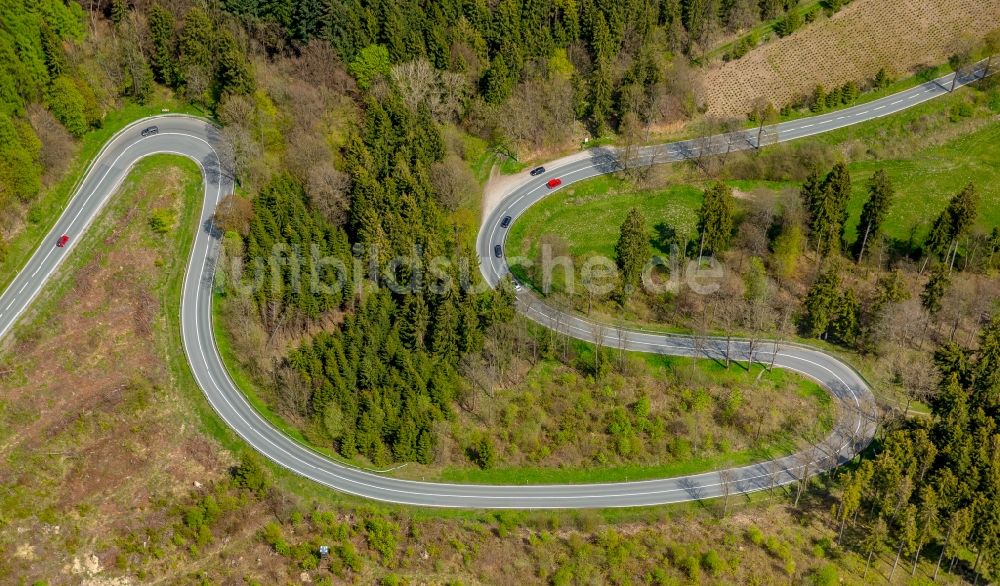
top-left (494, 244), bottom-right (502, 258)
top-left (500, 216), bottom-right (512, 228)
top-left (530, 166), bottom-right (545, 176)
top-left (140, 125), bottom-right (159, 137)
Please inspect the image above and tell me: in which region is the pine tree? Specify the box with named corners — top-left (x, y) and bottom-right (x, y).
top-left (147, 3), bottom-right (176, 85)
top-left (588, 11), bottom-right (614, 62)
top-left (400, 295), bottom-right (429, 350)
top-left (831, 288), bottom-right (860, 345)
top-left (890, 505), bottom-right (918, 580)
top-left (416, 429), bottom-right (434, 464)
top-left (803, 269), bottom-right (841, 338)
top-left (216, 31), bottom-right (255, 98)
top-left (854, 169), bottom-right (894, 263)
top-left (912, 485), bottom-right (939, 575)
top-left (945, 183), bottom-right (978, 270)
top-left (863, 516), bottom-right (889, 579)
top-left (589, 59), bottom-right (613, 135)
top-left (824, 163), bottom-right (852, 249)
top-left (800, 168), bottom-right (825, 252)
top-left (920, 264), bottom-right (950, 316)
top-left (178, 7), bottom-right (214, 100)
top-left (925, 183), bottom-right (979, 271)
top-left (39, 25), bottom-right (66, 78)
top-left (696, 182), bottom-right (734, 257)
top-left (775, 4), bottom-right (800, 37)
top-left (110, 0), bottom-right (128, 25)
top-left (614, 207), bottom-right (650, 300)
top-left (726, 0), bottom-right (759, 31)
top-left (430, 300), bottom-right (459, 359)
top-left (760, 0), bottom-right (784, 20)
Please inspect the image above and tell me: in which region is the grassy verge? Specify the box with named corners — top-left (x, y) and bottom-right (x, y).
top-left (507, 175), bottom-right (703, 261)
top-left (0, 98), bottom-right (203, 293)
top-left (437, 445), bottom-right (792, 484)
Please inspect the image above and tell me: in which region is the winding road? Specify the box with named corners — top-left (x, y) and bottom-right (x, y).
top-left (0, 62), bottom-right (990, 508)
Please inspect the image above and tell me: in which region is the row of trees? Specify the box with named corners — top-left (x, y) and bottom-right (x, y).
top-left (128, 4), bottom-right (256, 106)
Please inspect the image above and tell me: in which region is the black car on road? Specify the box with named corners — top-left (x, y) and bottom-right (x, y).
top-left (529, 166), bottom-right (545, 176)
top-left (500, 216), bottom-right (512, 228)
top-left (141, 125), bottom-right (159, 137)
top-left (494, 244), bottom-right (502, 258)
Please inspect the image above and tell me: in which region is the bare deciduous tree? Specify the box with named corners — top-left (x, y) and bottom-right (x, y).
top-left (306, 163), bottom-right (351, 226)
top-left (429, 156), bottom-right (478, 211)
top-left (214, 193), bottom-right (254, 235)
top-left (719, 468), bottom-right (735, 516)
top-left (27, 104), bottom-right (75, 184)
top-left (391, 59), bottom-right (442, 114)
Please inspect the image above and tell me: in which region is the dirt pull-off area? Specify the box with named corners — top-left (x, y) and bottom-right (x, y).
top-left (702, 0), bottom-right (1000, 116)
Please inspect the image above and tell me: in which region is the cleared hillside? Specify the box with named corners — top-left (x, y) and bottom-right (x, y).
top-left (702, 0), bottom-right (1000, 115)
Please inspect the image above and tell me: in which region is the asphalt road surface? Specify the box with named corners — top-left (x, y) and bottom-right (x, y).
top-left (0, 62), bottom-right (989, 508)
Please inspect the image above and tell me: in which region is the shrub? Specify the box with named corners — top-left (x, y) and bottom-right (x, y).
top-left (747, 525), bottom-right (764, 546)
top-left (148, 208), bottom-right (175, 235)
top-left (466, 436), bottom-right (497, 469)
top-left (701, 549), bottom-right (725, 575)
top-left (949, 102), bottom-right (974, 121)
top-left (365, 515), bottom-right (400, 565)
top-left (680, 555), bottom-right (700, 581)
top-left (809, 563), bottom-right (839, 586)
top-left (337, 541), bottom-right (363, 572)
top-left (231, 452), bottom-right (271, 496)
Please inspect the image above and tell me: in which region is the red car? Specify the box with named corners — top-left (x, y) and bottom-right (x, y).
top-left (546, 178), bottom-right (562, 189)
top-left (57, 234), bottom-right (69, 247)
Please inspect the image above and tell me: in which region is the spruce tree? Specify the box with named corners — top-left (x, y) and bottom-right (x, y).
top-left (854, 169), bottom-right (894, 263)
top-left (589, 59), bottom-right (613, 135)
top-left (920, 264), bottom-right (950, 316)
top-left (925, 183), bottom-right (978, 270)
top-left (430, 300), bottom-right (459, 359)
top-left (148, 3), bottom-right (176, 85)
top-left (696, 182), bottom-right (735, 257)
top-left (400, 295), bottom-right (429, 350)
top-left (824, 163), bottom-right (852, 244)
top-left (803, 269), bottom-right (841, 338)
top-left (615, 207), bottom-right (650, 300)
